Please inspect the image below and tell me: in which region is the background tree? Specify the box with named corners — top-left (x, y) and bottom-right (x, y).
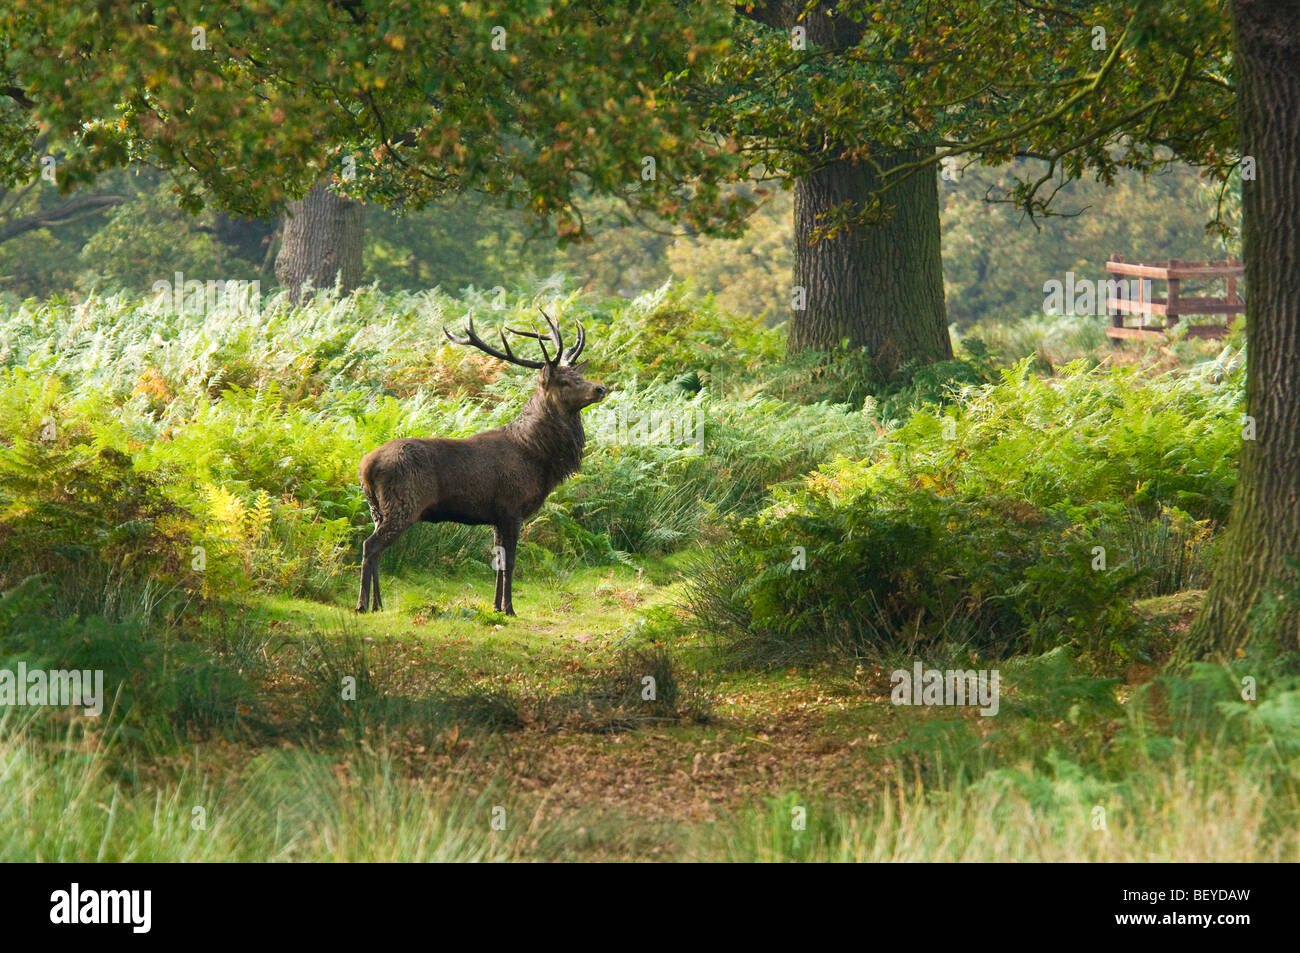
top-left (709, 1), bottom-right (1233, 374)
top-left (1171, 0), bottom-right (1300, 662)
top-left (730, 2), bottom-right (950, 372)
top-left (275, 184), bottom-right (364, 302)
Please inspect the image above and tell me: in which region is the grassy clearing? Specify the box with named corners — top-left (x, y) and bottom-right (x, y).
top-left (6, 567), bottom-right (1298, 862)
top-left (4, 562), bottom-right (1300, 861)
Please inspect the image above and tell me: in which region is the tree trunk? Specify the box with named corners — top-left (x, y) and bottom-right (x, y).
top-left (274, 183), bottom-right (364, 302)
top-left (790, 148), bottom-right (953, 374)
top-left (779, 3), bottom-right (952, 376)
top-left (1171, 0), bottom-right (1300, 665)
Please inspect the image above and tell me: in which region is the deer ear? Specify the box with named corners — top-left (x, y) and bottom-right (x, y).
top-left (540, 363), bottom-right (554, 384)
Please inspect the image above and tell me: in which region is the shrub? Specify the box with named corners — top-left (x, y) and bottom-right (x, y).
top-left (0, 437), bottom-right (206, 619)
top-left (688, 359), bottom-right (1243, 665)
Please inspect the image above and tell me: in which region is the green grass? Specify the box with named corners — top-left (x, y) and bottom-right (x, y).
top-left (0, 720), bottom-right (512, 862)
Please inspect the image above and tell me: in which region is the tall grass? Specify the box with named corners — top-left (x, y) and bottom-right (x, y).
top-left (7, 657), bottom-right (1295, 861)
top-left (697, 753), bottom-right (1298, 861)
top-left (696, 660), bottom-right (1300, 862)
top-left (0, 717), bottom-right (511, 862)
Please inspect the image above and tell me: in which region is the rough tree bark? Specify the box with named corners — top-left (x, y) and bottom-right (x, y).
top-left (791, 146), bottom-right (953, 372)
top-left (274, 183), bottom-right (364, 302)
top-left (1171, 0), bottom-right (1300, 664)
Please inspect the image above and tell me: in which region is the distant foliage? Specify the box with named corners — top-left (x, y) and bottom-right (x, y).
top-left (3, 158), bottom-right (1237, 332)
top-left (77, 178), bottom-right (232, 294)
top-left (941, 161), bottom-right (1239, 325)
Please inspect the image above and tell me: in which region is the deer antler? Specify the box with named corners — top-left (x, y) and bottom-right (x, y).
top-left (504, 308), bottom-right (588, 365)
top-left (444, 314), bottom-right (549, 369)
top-left (563, 320), bottom-right (586, 364)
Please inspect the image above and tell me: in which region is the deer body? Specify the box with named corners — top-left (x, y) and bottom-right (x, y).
top-left (356, 313), bottom-right (604, 615)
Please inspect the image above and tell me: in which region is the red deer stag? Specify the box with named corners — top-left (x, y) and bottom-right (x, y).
top-left (356, 310), bottom-right (606, 615)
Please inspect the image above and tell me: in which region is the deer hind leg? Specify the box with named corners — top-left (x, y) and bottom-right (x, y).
top-left (357, 527), bottom-right (374, 613)
top-left (358, 517), bottom-right (410, 613)
top-left (357, 490), bottom-right (382, 612)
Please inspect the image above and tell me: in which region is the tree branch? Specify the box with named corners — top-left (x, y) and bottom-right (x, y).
top-left (0, 193), bottom-right (125, 243)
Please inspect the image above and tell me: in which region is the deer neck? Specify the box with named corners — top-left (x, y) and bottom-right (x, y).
top-left (508, 388), bottom-right (586, 485)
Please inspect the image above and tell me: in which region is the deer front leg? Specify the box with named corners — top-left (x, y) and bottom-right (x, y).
top-left (492, 525), bottom-right (506, 611)
top-left (495, 519), bottom-right (522, 616)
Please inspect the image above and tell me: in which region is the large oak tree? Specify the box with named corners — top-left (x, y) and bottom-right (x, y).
top-left (713, 2), bottom-right (1234, 372)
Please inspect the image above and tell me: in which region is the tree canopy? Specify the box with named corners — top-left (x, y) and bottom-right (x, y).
top-left (714, 2), bottom-right (1235, 234)
top-left (2, 1), bottom-right (750, 235)
top-left (3, 2), bottom-right (1238, 240)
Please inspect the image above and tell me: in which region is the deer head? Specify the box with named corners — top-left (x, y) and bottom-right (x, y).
top-left (444, 307), bottom-right (607, 412)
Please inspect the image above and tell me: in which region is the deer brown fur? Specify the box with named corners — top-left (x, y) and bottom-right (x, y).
top-left (356, 310), bottom-right (605, 615)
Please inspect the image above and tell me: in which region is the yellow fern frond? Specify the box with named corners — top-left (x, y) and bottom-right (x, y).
top-left (207, 484), bottom-right (246, 539)
top-left (246, 490), bottom-right (273, 544)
